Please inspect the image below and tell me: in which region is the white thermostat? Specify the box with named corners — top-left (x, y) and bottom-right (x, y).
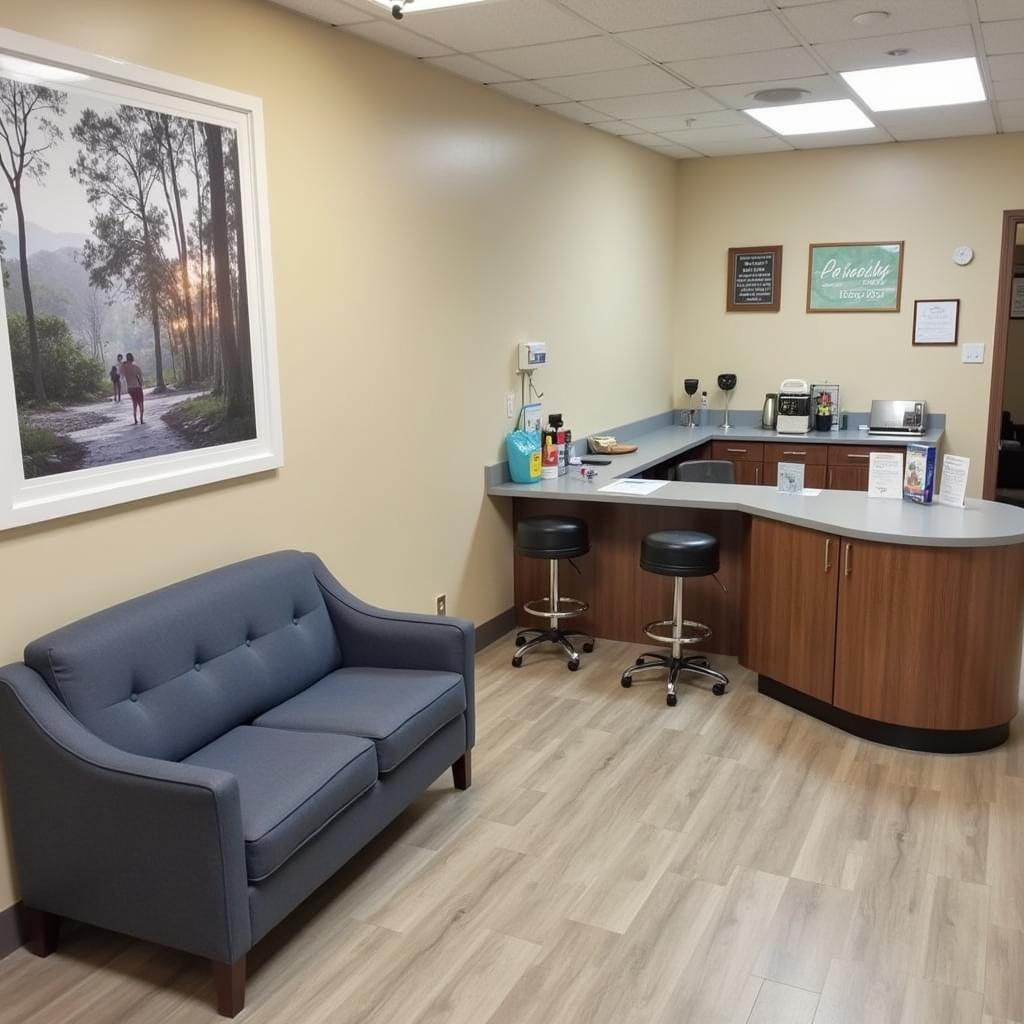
top-left (953, 245), bottom-right (974, 266)
top-left (518, 341), bottom-right (547, 371)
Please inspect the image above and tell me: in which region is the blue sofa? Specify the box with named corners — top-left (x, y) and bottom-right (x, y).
top-left (0, 551), bottom-right (474, 1016)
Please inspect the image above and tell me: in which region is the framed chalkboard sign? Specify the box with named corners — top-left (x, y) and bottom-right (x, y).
top-left (727, 245), bottom-right (782, 312)
top-left (807, 241), bottom-right (904, 313)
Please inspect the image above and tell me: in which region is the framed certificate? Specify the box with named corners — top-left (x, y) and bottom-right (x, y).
top-left (912, 299), bottom-right (959, 345)
top-left (1011, 278), bottom-right (1024, 319)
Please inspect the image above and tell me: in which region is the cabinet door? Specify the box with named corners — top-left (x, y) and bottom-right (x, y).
top-left (826, 465), bottom-right (868, 490)
top-left (743, 518), bottom-right (840, 702)
top-left (764, 463), bottom-right (826, 488)
top-left (834, 540), bottom-right (1024, 730)
top-left (733, 461), bottom-right (762, 485)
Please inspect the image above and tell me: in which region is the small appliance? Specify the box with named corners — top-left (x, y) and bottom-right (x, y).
top-left (683, 378), bottom-right (699, 427)
top-left (761, 392), bottom-right (778, 431)
top-left (717, 373), bottom-right (737, 429)
top-left (777, 379), bottom-right (812, 434)
top-left (868, 399), bottom-right (928, 436)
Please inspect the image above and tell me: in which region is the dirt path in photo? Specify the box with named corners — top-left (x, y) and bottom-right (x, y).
top-left (28, 388), bottom-right (211, 470)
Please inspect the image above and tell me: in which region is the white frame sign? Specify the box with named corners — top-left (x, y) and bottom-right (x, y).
top-left (0, 28), bottom-right (282, 530)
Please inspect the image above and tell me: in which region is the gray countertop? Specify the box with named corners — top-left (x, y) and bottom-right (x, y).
top-left (487, 423), bottom-right (1024, 548)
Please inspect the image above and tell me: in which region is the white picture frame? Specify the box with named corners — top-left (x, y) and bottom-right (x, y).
top-left (0, 28), bottom-right (282, 530)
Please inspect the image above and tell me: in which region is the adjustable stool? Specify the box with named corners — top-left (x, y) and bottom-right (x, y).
top-left (513, 516), bottom-right (594, 671)
top-left (620, 530), bottom-right (729, 706)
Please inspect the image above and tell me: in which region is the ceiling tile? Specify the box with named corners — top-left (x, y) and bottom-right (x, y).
top-left (687, 136), bottom-right (794, 155)
top-left (344, 19), bottom-right (453, 57)
top-left (646, 144), bottom-right (705, 158)
top-left (426, 53), bottom-right (517, 83)
top-left (665, 47), bottom-right (822, 86)
top-left (994, 79), bottom-right (1024, 100)
top-left (274, 0), bottom-right (372, 25)
top-left (617, 12), bottom-right (799, 63)
top-left (812, 25), bottom-right (977, 72)
top-left (487, 80), bottom-right (568, 104)
top-left (988, 53), bottom-right (1024, 80)
top-left (782, 0), bottom-right (970, 45)
top-left (977, 0), bottom-right (1024, 22)
top-left (626, 109), bottom-right (748, 133)
top-left (589, 120), bottom-right (643, 135)
top-left (706, 74), bottom-right (846, 107)
top-left (875, 102), bottom-right (997, 140)
top-left (348, 0), bottom-right (594, 51)
top-left (1002, 117), bottom-right (1024, 131)
top-left (539, 101), bottom-right (604, 123)
top-left (481, 35), bottom-right (644, 79)
top-left (789, 126), bottom-right (892, 148)
top-left (998, 98), bottom-right (1024, 119)
top-left (533, 64), bottom-right (684, 101)
top-left (982, 19), bottom-right (1024, 56)
top-left (659, 121), bottom-right (772, 144)
top-left (586, 89), bottom-right (725, 120)
top-left (559, 0), bottom-right (768, 34)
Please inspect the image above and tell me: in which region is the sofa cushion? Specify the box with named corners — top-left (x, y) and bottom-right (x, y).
top-left (253, 668), bottom-right (466, 773)
top-left (183, 725), bottom-right (377, 881)
top-left (23, 552), bottom-right (342, 762)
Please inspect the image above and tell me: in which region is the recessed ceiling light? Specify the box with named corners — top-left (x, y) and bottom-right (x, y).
top-left (743, 98), bottom-right (874, 135)
top-left (852, 10), bottom-right (891, 26)
top-left (841, 57), bottom-right (985, 112)
top-left (751, 87), bottom-right (811, 104)
top-left (368, 0), bottom-right (492, 11)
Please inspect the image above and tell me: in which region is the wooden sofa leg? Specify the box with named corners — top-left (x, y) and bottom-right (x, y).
top-left (212, 955), bottom-right (246, 1018)
top-left (452, 750), bottom-right (472, 790)
top-left (23, 908), bottom-right (60, 958)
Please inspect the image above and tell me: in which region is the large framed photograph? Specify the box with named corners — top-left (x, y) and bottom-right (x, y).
top-left (806, 241), bottom-right (904, 313)
top-left (0, 28), bottom-right (281, 530)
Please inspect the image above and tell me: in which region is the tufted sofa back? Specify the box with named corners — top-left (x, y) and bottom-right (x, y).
top-left (24, 551), bottom-right (342, 762)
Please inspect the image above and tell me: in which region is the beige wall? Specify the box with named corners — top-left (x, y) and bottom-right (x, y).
top-left (0, 0), bottom-right (678, 912)
top-left (674, 134), bottom-right (1024, 492)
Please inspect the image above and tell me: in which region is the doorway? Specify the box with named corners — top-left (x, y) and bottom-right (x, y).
top-left (983, 210), bottom-right (1024, 503)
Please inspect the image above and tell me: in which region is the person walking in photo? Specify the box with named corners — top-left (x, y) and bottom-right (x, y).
top-left (120, 353), bottom-right (145, 425)
top-left (109, 358), bottom-right (122, 403)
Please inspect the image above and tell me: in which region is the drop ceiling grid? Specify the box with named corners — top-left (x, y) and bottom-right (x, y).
top-left (275, 0), bottom-right (1024, 158)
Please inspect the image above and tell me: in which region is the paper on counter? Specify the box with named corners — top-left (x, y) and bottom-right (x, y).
top-left (868, 451), bottom-right (904, 499)
top-left (938, 455), bottom-right (969, 508)
top-left (599, 479), bottom-right (668, 496)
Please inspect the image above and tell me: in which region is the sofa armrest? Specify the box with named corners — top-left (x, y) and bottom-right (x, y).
top-left (0, 663), bottom-right (251, 963)
top-left (307, 554), bottom-right (476, 748)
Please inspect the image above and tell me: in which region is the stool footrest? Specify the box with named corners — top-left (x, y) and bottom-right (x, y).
top-left (523, 596), bottom-right (588, 620)
top-left (642, 618), bottom-right (711, 646)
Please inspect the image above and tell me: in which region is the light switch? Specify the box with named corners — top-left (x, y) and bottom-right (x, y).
top-left (506, 392), bottom-right (515, 418)
top-left (962, 343), bottom-right (985, 364)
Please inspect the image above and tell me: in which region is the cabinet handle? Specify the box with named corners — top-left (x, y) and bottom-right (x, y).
top-left (828, 467), bottom-right (833, 488)
top-left (783, 450), bottom-right (808, 456)
top-left (844, 543), bottom-right (853, 577)
top-left (726, 448), bottom-right (748, 454)
top-left (755, 464), bottom-right (760, 483)
top-left (824, 538), bottom-right (832, 572)
top-left (846, 453), bottom-right (870, 460)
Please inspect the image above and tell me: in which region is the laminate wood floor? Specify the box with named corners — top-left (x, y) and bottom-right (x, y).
top-left (1, 632), bottom-right (1022, 1024)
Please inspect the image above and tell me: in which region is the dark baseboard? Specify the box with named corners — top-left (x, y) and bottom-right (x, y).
top-left (758, 675), bottom-right (1010, 754)
top-left (476, 607), bottom-right (516, 651)
top-left (0, 901), bottom-right (24, 961)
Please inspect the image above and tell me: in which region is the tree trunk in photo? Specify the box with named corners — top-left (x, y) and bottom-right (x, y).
top-left (232, 177), bottom-right (253, 405)
top-left (205, 122), bottom-right (244, 416)
top-left (13, 191), bottom-right (46, 402)
top-left (139, 205), bottom-right (166, 392)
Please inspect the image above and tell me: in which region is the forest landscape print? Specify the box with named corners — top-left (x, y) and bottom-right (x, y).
top-left (1, 62), bottom-right (257, 480)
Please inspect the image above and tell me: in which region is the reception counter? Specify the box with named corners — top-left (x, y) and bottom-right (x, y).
top-left (487, 421), bottom-right (1024, 752)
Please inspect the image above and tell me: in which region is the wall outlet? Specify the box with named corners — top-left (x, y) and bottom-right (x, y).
top-left (435, 593), bottom-right (446, 616)
top-left (962, 342), bottom-right (985, 364)
top-left (506, 392), bottom-right (515, 418)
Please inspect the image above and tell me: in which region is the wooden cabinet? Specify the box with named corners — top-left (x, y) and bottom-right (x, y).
top-left (833, 539), bottom-right (1024, 730)
top-left (826, 465), bottom-right (868, 490)
top-left (711, 441), bottom-right (764, 485)
top-left (733, 461), bottom-right (763, 485)
top-left (743, 518), bottom-right (839, 703)
top-left (825, 445), bottom-right (905, 491)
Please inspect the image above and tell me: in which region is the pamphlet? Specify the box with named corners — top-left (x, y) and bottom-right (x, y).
top-left (777, 462), bottom-right (804, 493)
top-left (599, 479), bottom-right (668, 496)
top-left (523, 402), bottom-right (542, 434)
top-left (903, 444), bottom-right (937, 504)
top-left (938, 454), bottom-right (970, 508)
top-left (868, 452), bottom-right (904, 499)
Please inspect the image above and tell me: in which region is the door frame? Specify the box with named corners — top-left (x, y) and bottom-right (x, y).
top-left (983, 209), bottom-right (1024, 499)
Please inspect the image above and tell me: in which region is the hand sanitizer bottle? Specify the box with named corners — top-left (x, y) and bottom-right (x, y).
top-left (698, 391), bottom-right (709, 426)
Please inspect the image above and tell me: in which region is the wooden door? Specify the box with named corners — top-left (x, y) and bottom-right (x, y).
top-left (743, 517), bottom-right (840, 702)
top-left (833, 540), bottom-right (1024, 730)
top-left (826, 465), bottom-right (868, 490)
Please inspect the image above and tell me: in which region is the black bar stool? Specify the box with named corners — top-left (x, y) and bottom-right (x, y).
top-left (621, 530), bottom-right (729, 705)
top-left (513, 516), bottom-right (594, 671)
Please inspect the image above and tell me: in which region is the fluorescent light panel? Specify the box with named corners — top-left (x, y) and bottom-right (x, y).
top-left (841, 58), bottom-right (985, 112)
top-left (368, 0), bottom-right (492, 11)
top-left (743, 99), bottom-right (874, 136)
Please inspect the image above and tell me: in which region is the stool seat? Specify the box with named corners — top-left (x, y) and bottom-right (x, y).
top-left (516, 516), bottom-right (589, 560)
top-left (640, 530), bottom-right (718, 578)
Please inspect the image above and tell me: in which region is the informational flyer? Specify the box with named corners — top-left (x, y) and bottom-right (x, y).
top-left (868, 452), bottom-right (904, 499)
top-left (777, 462), bottom-right (804, 493)
top-left (938, 455), bottom-right (970, 508)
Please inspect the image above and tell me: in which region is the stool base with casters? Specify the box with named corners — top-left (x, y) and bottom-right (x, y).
top-left (512, 560), bottom-right (594, 671)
